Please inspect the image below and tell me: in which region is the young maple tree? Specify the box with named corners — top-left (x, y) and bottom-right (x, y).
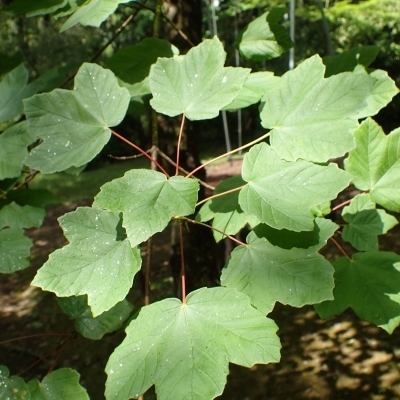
top-left (0, 2), bottom-right (399, 399)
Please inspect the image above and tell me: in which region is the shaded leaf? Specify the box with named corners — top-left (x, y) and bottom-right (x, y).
top-left (149, 37), bottom-right (250, 120)
top-left (24, 63), bottom-right (130, 174)
top-left (61, 0), bottom-right (131, 32)
top-left (344, 118), bottom-right (400, 212)
top-left (2, 0), bottom-right (66, 16)
top-left (0, 51), bottom-right (23, 76)
top-left (196, 175), bottom-right (259, 242)
top-left (261, 55), bottom-right (374, 162)
top-left (0, 202), bottom-right (45, 229)
top-left (27, 368), bottom-right (89, 400)
top-left (0, 189), bottom-right (59, 208)
top-left (57, 296), bottom-right (133, 340)
top-left (107, 38), bottom-right (178, 85)
top-left (323, 45), bottom-right (380, 77)
top-left (93, 169), bottom-right (199, 247)
top-left (238, 8), bottom-right (293, 61)
top-left (239, 143), bottom-right (351, 231)
top-left (0, 121), bottom-right (35, 179)
top-left (106, 287), bottom-right (280, 400)
top-left (315, 252), bottom-right (400, 333)
top-left (32, 207), bottom-right (141, 316)
top-left (342, 193), bottom-right (398, 251)
top-left (221, 229), bottom-right (335, 314)
top-left (0, 228), bottom-right (32, 273)
top-left (0, 64), bottom-right (38, 123)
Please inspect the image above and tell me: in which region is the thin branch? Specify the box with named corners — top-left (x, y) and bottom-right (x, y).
top-left (196, 185), bottom-right (244, 207)
top-left (0, 333), bottom-right (71, 346)
top-left (179, 224), bottom-right (186, 303)
top-left (155, 147), bottom-right (214, 189)
top-left (132, 2), bottom-right (196, 47)
top-left (186, 131), bottom-right (271, 178)
top-left (176, 115), bottom-right (186, 175)
top-left (331, 198), bottom-right (353, 212)
top-left (111, 130), bottom-right (170, 177)
top-left (329, 237), bottom-right (351, 260)
top-left (12, 170), bottom-right (39, 190)
top-left (179, 216), bottom-right (246, 247)
top-left (47, 337), bottom-right (74, 375)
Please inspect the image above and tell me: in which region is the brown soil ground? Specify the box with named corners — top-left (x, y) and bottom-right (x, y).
top-left (1, 160), bottom-right (400, 400)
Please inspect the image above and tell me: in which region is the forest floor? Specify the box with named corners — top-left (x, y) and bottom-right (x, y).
top-left (1, 159), bottom-right (400, 400)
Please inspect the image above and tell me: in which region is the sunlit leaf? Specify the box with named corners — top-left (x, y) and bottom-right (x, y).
top-left (196, 176), bottom-right (259, 242)
top-left (0, 365), bottom-right (30, 399)
top-left (0, 228), bottom-right (32, 273)
top-left (222, 71), bottom-right (280, 111)
top-left (0, 121), bottom-right (35, 179)
top-left (24, 63), bottom-right (130, 174)
top-left (0, 202), bottom-right (45, 229)
top-left (239, 143), bottom-right (351, 231)
top-left (221, 227), bottom-right (335, 314)
top-left (61, 0), bottom-right (131, 32)
top-left (315, 252), bottom-right (400, 333)
top-left (344, 118), bottom-right (400, 212)
top-left (260, 55), bottom-right (374, 162)
top-left (106, 287), bottom-right (280, 400)
top-left (32, 207), bottom-right (141, 316)
top-left (57, 296), bottom-right (133, 340)
top-left (93, 169), bottom-right (199, 247)
top-left (149, 36), bottom-right (250, 120)
top-left (238, 8), bottom-right (293, 61)
top-left (342, 193), bottom-right (398, 251)
top-left (354, 67), bottom-right (399, 119)
top-left (27, 368), bottom-right (89, 400)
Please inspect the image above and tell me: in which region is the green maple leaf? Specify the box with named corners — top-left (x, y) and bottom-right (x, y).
top-left (106, 287), bottom-right (280, 400)
top-left (149, 36), bottom-right (250, 120)
top-left (222, 71), bottom-right (280, 111)
top-left (0, 64), bottom-right (39, 123)
top-left (24, 62), bottom-right (130, 174)
top-left (0, 121), bottom-right (35, 179)
top-left (344, 118), bottom-right (400, 212)
top-left (238, 8), bottom-right (294, 61)
top-left (27, 368), bottom-right (89, 399)
top-left (61, 0), bottom-right (131, 32)
top-left (196, 175), bottom-right (259, 242)
top-left (0, 202), bottom-right (45, 229)
top-left (57, 295), bottom-right (133, 340)
top-left (353, 67), bottom-right (399, 119)
top-left (0, 365), bottom-right (30, 399)
top-left (93, 169), bottom-right (199, 247)
top-left (0, 228), bottom-right (32, 273)
top-left (260, 55), bottom-right (374, 162)
top-left (221, 220), bottom-right (336, 314)
top-left (315, 252), bottom-right (400, 333)
top-left (342, 193), bottom-right (398, 251)
top-left (239, 143), bottom-right (351, 232)
top-left (32, 207), bottom-right (141, 316)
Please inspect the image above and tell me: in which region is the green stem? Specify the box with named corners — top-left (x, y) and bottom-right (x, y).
top-left (196, 185), bottom-right (244, 207)
top-left (179, 216), bottom-right (246, 247)
top-left (179, 224), bottom-right (187, 303)
top-left (176, 115), bottom-right (186, 175)
top-left (186, 131), bottom-right (271, 178)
